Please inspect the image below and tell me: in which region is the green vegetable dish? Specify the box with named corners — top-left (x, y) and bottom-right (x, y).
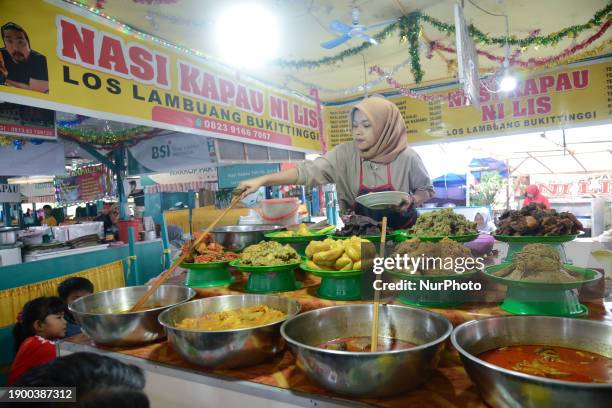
top-left (409, 208), bottom-right (477, 236)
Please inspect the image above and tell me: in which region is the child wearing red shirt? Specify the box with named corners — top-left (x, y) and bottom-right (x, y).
top-left (8, 296), bottom-right (66, 385)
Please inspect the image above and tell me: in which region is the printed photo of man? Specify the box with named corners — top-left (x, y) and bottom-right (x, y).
top-left (0, 22), bottom-right (48, 93)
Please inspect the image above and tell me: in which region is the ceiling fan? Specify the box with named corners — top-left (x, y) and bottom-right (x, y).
top-left (320, 7), bottom-right (396, 49)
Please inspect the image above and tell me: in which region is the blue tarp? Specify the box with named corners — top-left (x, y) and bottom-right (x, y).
top-left (432, 173), bottom-right (466, 188)
top-left (469, 157), bottom-right (508, 181)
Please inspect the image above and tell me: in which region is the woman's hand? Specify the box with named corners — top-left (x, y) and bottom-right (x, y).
top-left (398, 195), bottom-right (416, 211)
top-left (237, 176), bottom-right (267, 196)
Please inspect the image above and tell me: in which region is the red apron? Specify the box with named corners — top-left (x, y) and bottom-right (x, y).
top-left (351, 160), bottom-right (418, 229)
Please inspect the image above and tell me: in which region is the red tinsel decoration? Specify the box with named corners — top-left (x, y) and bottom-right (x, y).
top-left (430, 19), bottom-right (611, 68)
top-left (368, 65), bottom-right (448, 102)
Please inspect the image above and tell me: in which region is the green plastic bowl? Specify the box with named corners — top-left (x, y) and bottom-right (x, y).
top-left (493, 234), bottom-right (577, 243)
top-left (299, 263), bottom-right (361, 300)
top-left (229, 259), bottom-right (301, 293)
top-left (395, 232), bottom-right (479, 243)
top-left (181, 261), bottom-right (233, 288)
top-left (484, 263), bottom-right (600, 317)
top-left (386, 269), bottom-right (479, 307)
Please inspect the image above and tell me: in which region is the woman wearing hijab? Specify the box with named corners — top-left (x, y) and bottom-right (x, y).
top-left (474, 212), bottom-right (495, 234)
top-left (523, 184), bottom-right (550, 209)
top-left (238, 96), bottom-right (434, 229)
top-left (465, 211), bottom-right (496, 256)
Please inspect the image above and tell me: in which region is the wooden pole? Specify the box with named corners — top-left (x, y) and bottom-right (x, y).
top-left (129, 193), bottom-right (244, 312)
top-left (371, 217), bottom-right (387, 352)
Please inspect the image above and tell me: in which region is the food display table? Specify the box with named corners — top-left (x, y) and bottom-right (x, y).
top-left (58, 270), bottom-right (611, 408)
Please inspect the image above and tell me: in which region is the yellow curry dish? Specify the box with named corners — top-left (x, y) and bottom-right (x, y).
top-left (176, 305), bottom-right (287, 331)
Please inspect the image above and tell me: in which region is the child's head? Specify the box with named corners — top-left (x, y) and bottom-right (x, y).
top-left (13, 296), bottom-right (66, 351)
top-left (12, 352), bottom-right (149, 408)
top-left (58, 277), bottom-right (94, 304)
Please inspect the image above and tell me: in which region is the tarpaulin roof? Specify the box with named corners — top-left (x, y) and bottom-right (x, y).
top-left (414, 123), bottom-right (612, 176)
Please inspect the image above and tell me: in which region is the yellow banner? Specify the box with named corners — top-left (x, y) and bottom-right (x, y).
top-left (324, 59), bottom-right (612, 149)
top-left (0, 0), bottom-right (322, 152)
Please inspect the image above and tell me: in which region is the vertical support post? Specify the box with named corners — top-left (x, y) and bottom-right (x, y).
top-left (160, 212), bottom-right (172, 269)
top-left (128, 226), bottom-right (140, 285)
top-left (114, 148), bottom-right (128, 220)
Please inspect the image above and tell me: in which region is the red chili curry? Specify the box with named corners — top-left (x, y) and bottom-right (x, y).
top-left (479, 345), bottom-right (611, 383)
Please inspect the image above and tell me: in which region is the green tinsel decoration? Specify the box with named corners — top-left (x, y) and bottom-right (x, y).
top-left (421, 2), bottom-right (611, 47)
top-left (272, 3), bottom-right (611, 70)
top-left (404, 13), bottom-right (423, 83)
top-left (57, 125), bottom-right (157, 148)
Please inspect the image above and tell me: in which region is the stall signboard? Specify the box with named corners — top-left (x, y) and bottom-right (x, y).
top-left (0, 102), bottom-right (56, 139)
top-left (324, 59), bottom-right (612, 148)
top-left (140, 166), bottom-right (217, 193)
top-left (0, 184), bottom-right (20, 202)
top-left (18, 182), bottom-right (56, 202)
top-left (0, 141), bottom-right (65, 176)
top-left (127, 133), bottom-right (216, 175)
top-left (531, 173), bottom-right (612, 198)
top-left (56, 165), bottom-right (106, 203)
top-left (0, 0), bottom-right (322, 153)
top-left (217, 164), bottom-right (279, 189)
top-left (140, 167), bottom-right (217, 186)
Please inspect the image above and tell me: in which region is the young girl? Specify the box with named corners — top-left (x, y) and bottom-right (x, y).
top-left (8, 296), bottom-right (67, 385)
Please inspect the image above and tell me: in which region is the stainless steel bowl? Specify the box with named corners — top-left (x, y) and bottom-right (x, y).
top-left (158, 294), bottom-right (301, 369)
top-left (281, 304), bottom-right (452, 397)
top-left (69, 285), bottom-right (196, 347)
top-left (211, 225), bottom-right (285, 251)
top-left (452, 316), bottom-right (612, 408)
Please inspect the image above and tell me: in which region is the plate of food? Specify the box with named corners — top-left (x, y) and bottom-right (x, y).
top-left (334, 214), bottom-right (397, 242)
top-left (401, 208), bottom-right (478, 242)
top-left (230, 241), bottom-right (302, 273)
top-left (354, 191), bottom-right (411, 210)
top-left (484, 244), bottom-right (600, 316)
top-left (387, 238), bottom-right (481, 307)
top-left (494, 204), bottom-right (583, 237)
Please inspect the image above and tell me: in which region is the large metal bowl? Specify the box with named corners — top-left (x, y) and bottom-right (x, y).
top-left (281, 304), bottom-right (452, 397)
top-left (158, 294), bottom-right (301, 369)
top-left (211, 225), bottom-right (285, 251)
top-left (452, 316), bottom-right (612, 408)
top-left (69, 285), bottom-right (196, 347)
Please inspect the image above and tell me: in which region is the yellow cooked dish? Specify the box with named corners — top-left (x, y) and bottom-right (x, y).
top-left (176, 305), bottom-right (286, 331)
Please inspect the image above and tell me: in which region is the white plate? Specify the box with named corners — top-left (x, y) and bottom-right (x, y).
top-left (354, 191), bottom-right (411, 210)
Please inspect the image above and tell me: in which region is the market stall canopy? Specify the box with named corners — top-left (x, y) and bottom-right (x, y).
top-left (74, 0), bottom-right (612, 100)
top-left (413, 123), bottom-right (612, 175)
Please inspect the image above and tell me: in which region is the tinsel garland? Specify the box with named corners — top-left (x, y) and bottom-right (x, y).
top-left (272, 4), bottom-right (611, 71)
top-left (369, 66), bottom-right (446, 102)
top-left (400, 13), bottom-right (424, 83)
top-left (95, 0), bottom-right (178, 8)
top-left (285, 56), bottom-right (412, 94)
top-left (57, 126), bottom-right (163, 149)
top-left (369, 36), bottom-right (611, 102)
top-left (430, 19), bottom-right (611, 69)
top-left (421, 3), bottom-right (611, 47)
